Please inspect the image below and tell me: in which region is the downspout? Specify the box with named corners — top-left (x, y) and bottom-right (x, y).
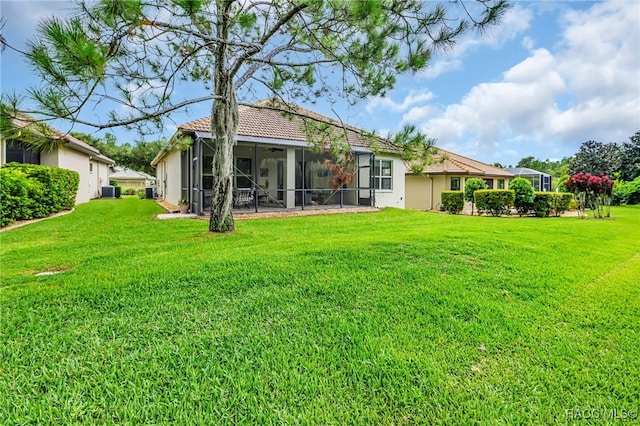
top-left (428, 174), bottom-right (433, 210)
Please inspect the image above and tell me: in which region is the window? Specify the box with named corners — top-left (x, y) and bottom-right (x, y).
top-left (374, 159), bottom-right (392, 190)
top-left (5, 140), bottom-right (40, 164)
top-left (483, 178), bottom-right (494, 189)
top-left (450, 177), bottom-right (460, 191)
top-left (89, 163), bottom-right (93, 173)
top-left (497, 179), bottom-right (505, 189)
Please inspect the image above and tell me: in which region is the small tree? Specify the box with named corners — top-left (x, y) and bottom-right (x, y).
top-left (509, 177), bottom-right (534, 216)
top-left (463, 178), bottom-right (487, 216)
top-left (563, 172), bottom-right (614, 219)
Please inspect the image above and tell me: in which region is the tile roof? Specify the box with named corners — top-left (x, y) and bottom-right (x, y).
top-left (111, 167), bottom-right (156, 180)
top-left (7, 114), bottom-right (115, 165)
top-left (179, 99), bottom-right (391, 151)
top-left (419, 148), bottom-right (513, 177)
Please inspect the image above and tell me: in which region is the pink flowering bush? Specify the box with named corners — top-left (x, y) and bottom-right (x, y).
top-left (563, 172), bottom-right (614, 218)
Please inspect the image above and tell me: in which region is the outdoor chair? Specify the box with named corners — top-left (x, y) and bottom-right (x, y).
top-left (233, 189), bottom-right (254, 208)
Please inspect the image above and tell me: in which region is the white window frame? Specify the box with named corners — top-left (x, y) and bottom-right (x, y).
top-left (374, 159), bottom-right (392, 191)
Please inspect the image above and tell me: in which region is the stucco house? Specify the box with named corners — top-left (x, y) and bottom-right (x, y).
top-left (0, 114), bottom-right (115, 204)
top-left (151, 100), bottom-right (405, 215)
top-left (405, 150), bottom-right (514, 211)
top-left (110, 166), bottom-right (157, 189)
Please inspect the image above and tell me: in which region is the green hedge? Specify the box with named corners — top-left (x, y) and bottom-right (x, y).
top-left (441, 190), bottom-right (464, 214)
top-left (612, 177), bottom-right (640, 205)
top-left (0, 163), bottom-right (79, 227)
top-left (474, 190), bottom-right (515, 216)
top-left (532, 192), bottom-right (573, 217)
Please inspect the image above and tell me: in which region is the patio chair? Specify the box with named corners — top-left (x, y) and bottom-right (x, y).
top-left (233, 189), bottom-right (254, 208)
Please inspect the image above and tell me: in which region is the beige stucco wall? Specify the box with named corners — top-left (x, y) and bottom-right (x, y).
top-left (405, 174), bottom-right (449, 210)
top-left (159, 150), bottom-right (183, 205)
top-left (57, 148), bottom-right (93, 204)
top-left (375, 155), bottom-right (405, 209)
top-left (405, 174), bottom-right (429, 210)
top-left (94, 161), bottom-right (111, 199)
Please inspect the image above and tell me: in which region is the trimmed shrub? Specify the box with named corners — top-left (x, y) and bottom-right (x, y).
top-left (464, 178), bottom-right (488, 215)
top-left (0, 163), bottom-right (79, 227)
top-left (474, 190), bottom-right (515, 216)
top-left (441, 190), bottom-right (464, 214)
top-left (550, 192), bottom-right (573, 217)
top-left (530, 192), bottom-right (574, 217)
top-left (532, 192), bottom-right (553, 217)
top-left (510, 177), bottom-right (535, 216)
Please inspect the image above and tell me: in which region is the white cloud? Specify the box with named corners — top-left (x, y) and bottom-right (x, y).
top-left (419, 59), bottom-right (462, 79)
top-left (404, 0), bottom-right (639, 163)
top-left (401, 105), bottom-right (437, 124)
top-left (366, 90), bottom-right (434, 113)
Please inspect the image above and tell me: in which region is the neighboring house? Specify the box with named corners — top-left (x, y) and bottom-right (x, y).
top-left (405, 150), bottom-right (514, 210)
top-left (110, 166), bottom-right (156, 189)
top-left (151, 99), bottom-right (405, 215)
top-left (0, 114), bottom-right (115, 204)
top-left (505, 167), bottom-right (552, 192)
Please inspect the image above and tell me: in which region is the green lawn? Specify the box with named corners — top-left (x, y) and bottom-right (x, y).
top-left (1, 198), bottom-right (639, 424)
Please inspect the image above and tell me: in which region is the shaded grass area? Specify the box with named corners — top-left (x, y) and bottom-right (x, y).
top-left (1, 198), bottom-right (639, 423)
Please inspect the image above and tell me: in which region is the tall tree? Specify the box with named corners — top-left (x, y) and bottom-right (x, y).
top-left (619, 131), bottom-right (640, 181)
top-left (569, 140), bottom-right (621, 178)
top-left (3, 0), bottom-right (509, 232)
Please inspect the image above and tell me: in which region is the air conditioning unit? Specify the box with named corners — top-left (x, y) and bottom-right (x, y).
top-left (145, 187), bottom-right (156, 199)
top-left (101, 186), bottom-right (116, 198)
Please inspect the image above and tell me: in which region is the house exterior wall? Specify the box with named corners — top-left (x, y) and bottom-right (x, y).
top-left (374, 155), bottom-right (405, 209)
top-left (405, 174), bottom-right (449, 210)
top-left (405, 174), bottom-right (430, 210)
top-left (94, 161), bottom-right (111, 199)
top-left (56, 147), bottom-right (93, 204)
top-left (405, 174), bottom-right (511, 211)
top-left (161, 150), bottom-right (183, 205)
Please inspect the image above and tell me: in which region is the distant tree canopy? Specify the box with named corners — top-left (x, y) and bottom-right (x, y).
top-left (568, 132), bottom-right (640, 181)
top-left (71, 132), bottom-right (163, 175)
top-left (619, 131), bottom-right (640, 181)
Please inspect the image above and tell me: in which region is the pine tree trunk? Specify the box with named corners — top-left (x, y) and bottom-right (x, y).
top-left (209, 3), bottom-right (238, 233)
top-left (208, 91), bottom-right (238, 233)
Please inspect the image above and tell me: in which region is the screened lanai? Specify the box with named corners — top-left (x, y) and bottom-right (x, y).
top-left (183, 136), bottom-right (376, 216)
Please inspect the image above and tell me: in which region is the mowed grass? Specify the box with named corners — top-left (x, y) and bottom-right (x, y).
top-left (1, 198), bottom-right (639, 424)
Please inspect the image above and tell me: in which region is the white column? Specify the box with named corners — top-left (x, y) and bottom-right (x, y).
top-left (286, 148), bottom-right (296, 208)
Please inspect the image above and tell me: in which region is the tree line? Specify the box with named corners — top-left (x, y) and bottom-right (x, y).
top-left (506, 131), bottom-right (640, 189)
top-left (70, 132), bottom-right (164, 176)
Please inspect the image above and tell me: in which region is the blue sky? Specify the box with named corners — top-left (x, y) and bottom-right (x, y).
top-left (1, 0), bottom-right (639, 166)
